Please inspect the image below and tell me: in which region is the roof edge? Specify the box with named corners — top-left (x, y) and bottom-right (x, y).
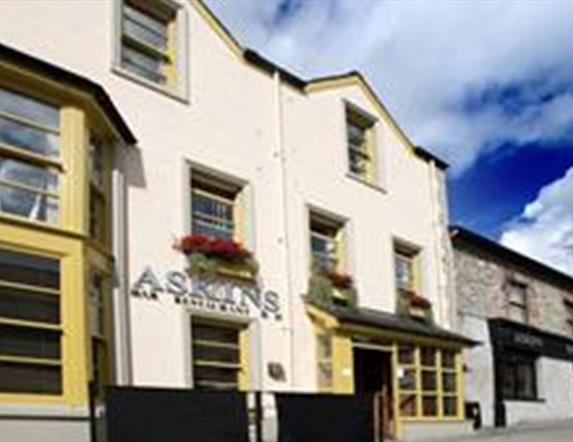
top-left (0, 43), bottom-right (136, 145)
top-left (414, 146), bottom-right (449, 170)
top-left (450, 225), bottom-right (573, 290)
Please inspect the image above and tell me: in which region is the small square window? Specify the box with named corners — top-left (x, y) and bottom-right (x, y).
top-left (506, 281), bottom-right (528, 324)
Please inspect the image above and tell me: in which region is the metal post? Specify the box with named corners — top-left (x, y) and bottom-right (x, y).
top-left (88, 381), bottom-right (98, 442)
top-left (255, 391), bottom-right (263, 442)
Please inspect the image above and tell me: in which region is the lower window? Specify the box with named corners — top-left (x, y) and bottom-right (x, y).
top-left (500, 353), bottom-right (537, 400)
top-left (0, 248), bottom-right (62, 395)
top-left (191, 319), bottom-right (244, 390)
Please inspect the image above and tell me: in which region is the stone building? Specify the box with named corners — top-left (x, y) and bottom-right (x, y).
top-left (451, 226), bottom-right (573, 428)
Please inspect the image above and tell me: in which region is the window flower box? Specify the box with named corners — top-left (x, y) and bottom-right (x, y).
top-left (397, 290), bottom-right (433, 321)
top-left (174, 234), bottom-right (258, 281)
top-left (307, 266), bottom-right (357, 308)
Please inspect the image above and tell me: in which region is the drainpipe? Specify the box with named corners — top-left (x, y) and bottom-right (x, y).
top-left (112, 143), bottom-right (132, 385)
top-left (273, 71), bottom-right (296, 389)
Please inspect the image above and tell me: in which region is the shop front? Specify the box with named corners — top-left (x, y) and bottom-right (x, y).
top-left (489, 318), bottom-right (573, 427)
top-left (308, 303), bottom-right (476, 441)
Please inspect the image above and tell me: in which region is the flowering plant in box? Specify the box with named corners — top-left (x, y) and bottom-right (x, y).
top-left (397, 290), bottom-right (433, 321)
top-left (307, 264), bottom-right (358, 309)
top-left (174, 234), bottom-right (258, 279)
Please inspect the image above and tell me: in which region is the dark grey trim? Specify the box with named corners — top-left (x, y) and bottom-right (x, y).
top-left (0, 43), bottom-right (137, 144)
top-left (414, 146), bottom-right (449, 170)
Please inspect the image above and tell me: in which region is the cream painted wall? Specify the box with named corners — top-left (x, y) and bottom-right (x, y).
top-left (0, 0), bottom-right (451, 393)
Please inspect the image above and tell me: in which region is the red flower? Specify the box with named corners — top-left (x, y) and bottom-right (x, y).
top-left (326, 271), bottom-right (354, 289)
top-left (401, 290), bottom-right (431, 309)
top-left (174, 234), bottom-right (252, 262)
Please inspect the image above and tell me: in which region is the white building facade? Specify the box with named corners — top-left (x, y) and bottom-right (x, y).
top-left (0, 1), bottom-right (474, 441)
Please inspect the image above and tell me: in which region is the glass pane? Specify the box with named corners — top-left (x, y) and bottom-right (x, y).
top-left (192, 220), bottom-right (234, 240)
top-left (89, 190), bottom-right (105, 242)
top-left (420, 347), bottom-right (436, 367)
top-left (0, 87), bottom-right (59, 129)
top-left (399, 368), bottom-right (417, 390)
top-left (192, 323), bottom-right (239, 346)
top-left (399, 394), bottom-right (417, 417)
top-left (0, 361), bottom-right (61, 394)
top-left (501, 361), bottom-right (515, 399)
top-left (398, 345), bottom-right (415, 365)
top-left (0, 285), bottom-right (59, 324)
top-left (0, 157), bottom-right (58, 192)
top-left (124, 16), bottom-right (168, 51)
top-left (193, 344), bottom-right (240, 364)
top-left (442, 372), bottom-right (457, 393)
top-left (507, 282), bottom-right (526, 304)
top-left (516, 360), bottom-right (536, 399)
top-left (422, 370), bottom-right (437, 391)
top-left (0, 115), bottom-right (60, 157)
top-left (121, 45), bottom-right (166, 84)
top-left (89, 274), bottom-right (105, 337)
top-left (0, 183), bottom-right (59, 223)
top-left (123, 3), bottom-right (167, 36)
top-left (0, 248), bottom-right (60, 289)
top-left (0, 325), bottom-right (60, 360)
top-left (90, 137), bottom-right (104, 188)
top-left (348, 150), bottom-right (368, 176)
top-left (443, 396), bottom-right (458, 417)
top-left (422, 396), bottom-right (438, 416)
top-left (395, 254), bottom-right (414, 291)
top-left (193, 365), bottom-right (239, 387)
top-left (442, 350), bottom-right (456, 369)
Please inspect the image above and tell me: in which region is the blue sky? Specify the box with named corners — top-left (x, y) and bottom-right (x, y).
top-left (206, 0), bottom-right (573, 275)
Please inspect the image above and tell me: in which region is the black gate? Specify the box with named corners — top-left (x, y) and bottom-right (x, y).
top-left (91, 386), bottom-right (382, 442)
top-left (275, 393), bottom-right (376, 442)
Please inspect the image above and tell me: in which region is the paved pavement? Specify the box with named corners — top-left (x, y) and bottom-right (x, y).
top-left (438, 419), bottom-right (573, 442)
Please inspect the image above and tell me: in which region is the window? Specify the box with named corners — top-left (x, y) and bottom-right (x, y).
top-left (316, 332), bottom-right (333, 391)
top-left (346, 106), bottom-right (376, 182)
top-left (89, 272), bottom-right (108, 394)
top-left (0, 248), bottom-right (61, 395)
top-left (309, 213), bottom-right (344, 274)
top-left (190, 171), bottom-right (242, 240)
top-left (397, 345), bottom-right (461, 419)
top-left (395, 246), bottom-right (420, 294)
top-left (500, 353), bottom-right (537, 400)
top-left (89, 136), bottom-right (106, 243)
top-left (117, 0), bottom-right (186, 95)
top-left (191, 319), bottom-right (245, 390)
top-left (0, 86), bottom-right (61, 224)
top-left (506, 281), bottom-right (528, 324)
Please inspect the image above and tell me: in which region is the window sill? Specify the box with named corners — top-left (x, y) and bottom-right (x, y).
top-left (503, 398), bottom-right (546, 403)
top-left (345, 173), bottom-right (386, 194)
top-left (112, 66), bottom-right (189, 105)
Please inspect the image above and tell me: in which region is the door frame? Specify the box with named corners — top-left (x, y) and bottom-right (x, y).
top-left (352, 343), bottom-right (395, 440)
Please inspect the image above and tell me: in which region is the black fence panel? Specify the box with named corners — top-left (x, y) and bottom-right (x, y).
top-left (275, 393), bottom-right (375, 442)
top-left (105, 386), bottom-right (249, 442)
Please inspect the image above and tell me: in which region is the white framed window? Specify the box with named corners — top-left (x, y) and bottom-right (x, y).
top-left (190, 170), bottom-right (244, 241)
top-left (394, 244), bottom-right (421, 294)
top-left (345, 104), bottom-right (378, 184)
top-left (113, 0), bottom-right (188, 99)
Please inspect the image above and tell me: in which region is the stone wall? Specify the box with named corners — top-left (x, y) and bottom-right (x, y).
top-left (454, 245), bottom-right (573, 337)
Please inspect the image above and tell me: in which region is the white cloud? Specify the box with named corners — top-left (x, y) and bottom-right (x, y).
top-left (501, 167), bottom-right (573, 276)
top-left (206, 0), bottom-right (573, 173)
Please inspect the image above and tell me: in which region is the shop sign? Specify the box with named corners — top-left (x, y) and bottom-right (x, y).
top-left (131, 267), bottom-right (281, 320)
top-left (489, 318), bottom-right (573, 361)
